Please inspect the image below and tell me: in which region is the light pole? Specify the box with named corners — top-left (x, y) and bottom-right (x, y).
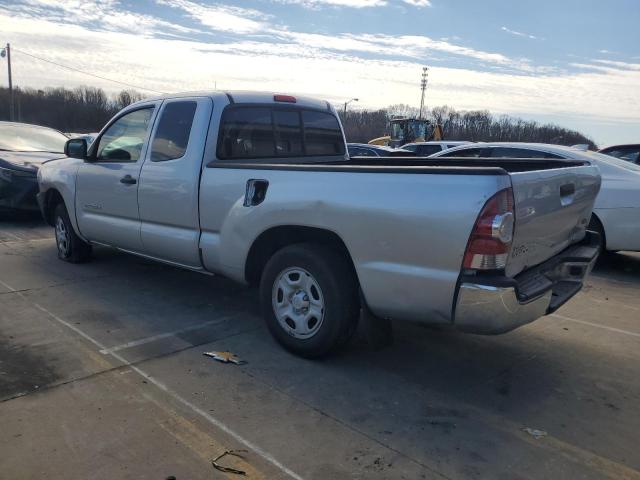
top-left (0, 43), bottom-right (14, 121)
top-left (343, 98), bottom-right (358, 117)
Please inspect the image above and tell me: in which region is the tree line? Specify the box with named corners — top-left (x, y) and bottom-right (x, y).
top-left (0, 86), bottom-right (144, 133)
top-left (1, 86), bottom-right (595, 148)
top-left (339, 104), bottom-right (596, 148)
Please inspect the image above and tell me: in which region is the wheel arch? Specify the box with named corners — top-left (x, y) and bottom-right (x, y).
top-left (42, 188), bottom-right (66, 227)
top-left (589, 212), bottom-right (607, 250)
top-left (245, 225), bottom-right (358, 287)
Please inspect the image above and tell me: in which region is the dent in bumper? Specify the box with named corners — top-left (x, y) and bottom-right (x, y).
top-left (454, 284), bottom-right (551, 334)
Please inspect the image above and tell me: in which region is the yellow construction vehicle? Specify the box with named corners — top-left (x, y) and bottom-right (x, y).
top-left (368, 117), bottom-right (443, 148)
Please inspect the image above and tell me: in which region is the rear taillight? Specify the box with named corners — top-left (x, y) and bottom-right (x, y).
top-left (463, 188), bottom-right (515, 270)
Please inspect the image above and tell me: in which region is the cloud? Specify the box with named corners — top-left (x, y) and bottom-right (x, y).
top-left (501, 26), bottom-right (541, 40)
top-left (278, 32), bottom-right (516, 68)
top-left (571, 59), bottom-right (640, 74)
top-left (0, 2), bottom-right (637, 145)
top-left (399, 0), bottom-right (432, 6)
top-left (10, 0), bottom-right (198, 35)
top-left (157, 0), bottom-right (268, 34)
top-left (272, 0), bottom-right (429, 8)
top-left (277, 0), bottom-right (387, 8)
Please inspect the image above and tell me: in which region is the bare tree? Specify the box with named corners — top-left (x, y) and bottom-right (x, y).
top-left (0, 86), bottom-right (146, 133)
top-left (1, 86), bottom-right (595, 148)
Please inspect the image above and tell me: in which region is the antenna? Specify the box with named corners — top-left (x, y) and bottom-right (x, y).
top-left (419, 66), bottom-right (428, 120)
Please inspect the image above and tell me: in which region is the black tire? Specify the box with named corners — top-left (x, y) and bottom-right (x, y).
top-left (259, 243), bottom-right (359, 358)
top-left (53, 203), bottom-right (92, 263)
top-left (588, 214), bottom-right (606, 252)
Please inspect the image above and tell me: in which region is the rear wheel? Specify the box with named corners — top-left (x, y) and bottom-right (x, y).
top-left (54, 203), bottom-right (92, 263)
top-left (260, 243), bottom-right (359, 358)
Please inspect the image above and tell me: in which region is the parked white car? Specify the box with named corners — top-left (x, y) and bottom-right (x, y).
top-left (430, 142), bottom-right (640, 252)
top-left (401, 141), bottom-right (471, 156)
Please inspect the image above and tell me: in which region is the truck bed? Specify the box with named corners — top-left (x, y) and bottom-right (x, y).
top-left (208, 157), bottom-right (588, 174)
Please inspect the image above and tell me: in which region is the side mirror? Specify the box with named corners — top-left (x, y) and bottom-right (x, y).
top-left (65, 138), bottom-right (88, 159)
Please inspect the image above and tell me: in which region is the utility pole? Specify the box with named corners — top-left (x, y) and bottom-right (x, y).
top-left (418, 66), bottom-right (428, 120)
top-left (1, 43), bottom-right (13, 121)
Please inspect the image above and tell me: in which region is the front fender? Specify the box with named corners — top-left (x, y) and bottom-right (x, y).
top-left (38, 158), bottom-right (84, 239)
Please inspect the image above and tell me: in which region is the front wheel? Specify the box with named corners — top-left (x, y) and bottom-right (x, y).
top-left (259, 243), bottom-right (359, 358)
top-left (54, 203), bottom-right (92, 263)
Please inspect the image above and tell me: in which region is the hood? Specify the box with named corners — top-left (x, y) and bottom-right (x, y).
top-left (0, 150), bottom-right (66, 171)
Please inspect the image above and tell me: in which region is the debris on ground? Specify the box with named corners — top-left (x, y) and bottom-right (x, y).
top-left (203, 351), bottom-right (246, 365)
top-left (522, 427), bottom-right (547, 439)
top-left (211, 449), bottom-right (248, 476)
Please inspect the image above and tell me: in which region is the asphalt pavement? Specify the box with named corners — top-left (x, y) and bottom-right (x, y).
top-left (1, 216), bottom-right (639, 479)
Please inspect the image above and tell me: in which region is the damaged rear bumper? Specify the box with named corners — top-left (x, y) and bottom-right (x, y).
top-left (454, 231), bottom-right (600, 334)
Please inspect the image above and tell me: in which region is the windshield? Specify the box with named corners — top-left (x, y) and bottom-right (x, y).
top-left (0, 123), bottom-right (68, 153)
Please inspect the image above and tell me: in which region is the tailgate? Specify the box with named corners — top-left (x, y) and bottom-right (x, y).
top-left (506, 163), bottom-right (601, 277)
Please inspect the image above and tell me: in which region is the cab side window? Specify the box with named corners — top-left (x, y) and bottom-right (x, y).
top-left (96, 108), bottom-right (154, 162)
top-left (603, 147), bottom-right (640, 164)
top-left (151, 101), bottom-right (197, 162)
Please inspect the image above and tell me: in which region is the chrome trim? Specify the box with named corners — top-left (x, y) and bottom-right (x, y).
top-left (491, 212), bottom-right (514, 243)
top-left (454, 283), bottom-right (551, 334)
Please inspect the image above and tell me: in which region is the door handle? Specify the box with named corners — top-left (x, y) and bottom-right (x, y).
top-left (120, 175), bottom-right (137, 185)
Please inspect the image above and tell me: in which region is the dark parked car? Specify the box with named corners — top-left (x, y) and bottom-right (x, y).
top-left (598, 144), bottom-right (640, 165)
top-left (347, 143), bottom-right (414, 157)
top-left (0, 122), bottom-right (67, 213)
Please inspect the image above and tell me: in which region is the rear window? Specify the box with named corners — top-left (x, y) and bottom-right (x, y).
top-left (274, 110), bottom-right (303, 156)
top-left (441, 148), bottom-right (484, 158)
top-left (151, 101), bottom-right (197, 162)
top-left (217, 106), bottom-right (344, 159)
top-left (302, 110), bottom-right (344, 156)
top-left (601, 146), bottom-right (640, 164)
top-left (490, 147), bottom-right (563, 159)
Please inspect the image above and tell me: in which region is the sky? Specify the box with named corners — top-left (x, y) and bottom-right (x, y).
top-left (0, 0), bottom-right (638, 146)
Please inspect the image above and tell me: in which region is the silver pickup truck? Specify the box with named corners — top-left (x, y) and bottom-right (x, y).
top-left (37, 91), bottom-right (601, 357)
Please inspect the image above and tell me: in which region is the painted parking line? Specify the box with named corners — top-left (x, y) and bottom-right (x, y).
top-left (98, 315), bottom-right (237, 354)
top-left (0, 278), bottom-right (304, 480)
top-left (551, 313), bottom-right (640, 338)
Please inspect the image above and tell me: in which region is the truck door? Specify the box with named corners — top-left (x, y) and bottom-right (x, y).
top-left (137, 97), bottom-right (213, 267)
top-left (75, 104), bottom-right (158, 252)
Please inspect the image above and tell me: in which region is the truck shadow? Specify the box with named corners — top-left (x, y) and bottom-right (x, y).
top-left (593, 250), bottom-right (640, 283)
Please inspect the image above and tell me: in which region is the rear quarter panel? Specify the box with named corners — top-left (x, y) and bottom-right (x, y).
top-left (199, 167), bottom-right (508, 324)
